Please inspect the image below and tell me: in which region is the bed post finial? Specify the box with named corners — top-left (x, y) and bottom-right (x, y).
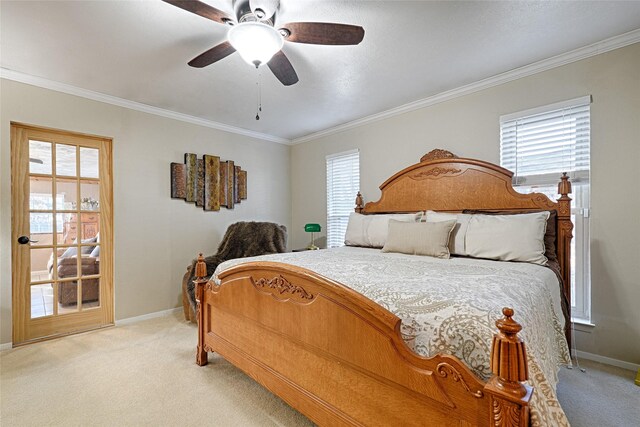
top-left (195, 253), bottom-right (207, 279)
top-left (558, 172), bottom-right (572, 199)
top-left (485, 308), bottom-right (532, 426)
top-left (355, 191), bottom-right (364, 213)
top-left (194, 253), bottom-right (209, 366)
top-left (491, 308), bottom-right (529, 389)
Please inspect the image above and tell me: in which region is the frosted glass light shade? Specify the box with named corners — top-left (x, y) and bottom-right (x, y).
top-left (228, 22), bottom-right (284, 67)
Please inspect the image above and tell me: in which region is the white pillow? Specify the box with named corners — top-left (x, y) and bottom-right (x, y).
top-left (344, 212), bottom-right (422, 248)
top-left (424, 211), bottom-right (472, 256)
top-left (465, 211), bottom-right (550, 265)
top-left (382, 219), bottom-right (457, 258)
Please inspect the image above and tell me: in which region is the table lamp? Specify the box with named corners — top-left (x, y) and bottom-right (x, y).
top-left (304, 223), bottom-right (321, 250)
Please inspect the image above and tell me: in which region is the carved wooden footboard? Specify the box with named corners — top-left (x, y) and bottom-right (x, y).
top-left (194, 257), bottom-right (532, 427)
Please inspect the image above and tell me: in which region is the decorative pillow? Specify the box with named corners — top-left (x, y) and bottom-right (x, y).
top-left (60, 246), bottom-right (78, 258)
top-left (465, 211), bottom-right (550, 265)
top-left (80, 236), bottom-right (98, 255)
top-left (424, 211), bottom-right (472, 256)
top-left (344, 212), bottom-right (422, 248)
top-left (61, 236), bottom-right (98, 258)
top-left (382, 219), bottom-right (457, 258)
top-left (90, 245), bottom-right (100, 258)
top-left (463, 209), bottom-right (557, 264)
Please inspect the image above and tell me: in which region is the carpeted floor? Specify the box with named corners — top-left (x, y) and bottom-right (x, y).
top-left (1, 312), bottom-right (637, 426)
top-left (556, 358), bottom-right (639, 426)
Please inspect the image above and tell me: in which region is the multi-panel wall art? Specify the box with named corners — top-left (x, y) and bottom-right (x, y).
top-left (171, 153), bottom-right (247, 211)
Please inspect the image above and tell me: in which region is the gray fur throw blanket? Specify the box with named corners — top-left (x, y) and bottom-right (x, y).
top-left (183, 221), bottom-right (287, 315)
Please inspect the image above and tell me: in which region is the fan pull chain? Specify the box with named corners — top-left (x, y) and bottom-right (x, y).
top-left (255, 67), bottom-right (262, 120)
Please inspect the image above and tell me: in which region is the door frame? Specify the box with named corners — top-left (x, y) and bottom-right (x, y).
top-left (11, 122), bottom-right (114, 346)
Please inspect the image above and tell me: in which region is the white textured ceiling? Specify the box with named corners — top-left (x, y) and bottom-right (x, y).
top-left (2, 1), bottom-right (640, 142)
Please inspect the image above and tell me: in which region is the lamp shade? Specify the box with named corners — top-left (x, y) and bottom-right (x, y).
top-left (228, 21), bottom-right (284, 67)
top-left (304, 223), bottom-right (321, 233)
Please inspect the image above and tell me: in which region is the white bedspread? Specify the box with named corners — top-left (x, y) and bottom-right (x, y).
top-left (214, 246), bottom-right (571, 426)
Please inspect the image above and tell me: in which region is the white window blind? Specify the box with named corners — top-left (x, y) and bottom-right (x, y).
top-left (500, 96), bottom-right (591, 186)
top-left (326, 149), bottom-right (359, 248)
top-left (500, 96), bottom-right (592, 322)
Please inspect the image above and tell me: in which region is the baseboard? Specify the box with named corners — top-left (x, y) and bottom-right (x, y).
top-left (115, 307), bottom-right (182, 326)
top-left (575, 350), bottom-right (640, 372)
top-left (0, 307), bottom-right (181, 351)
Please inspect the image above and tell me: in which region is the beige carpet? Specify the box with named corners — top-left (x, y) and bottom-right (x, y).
top-left (1, 312), bottom-right (637, 426)
top-left (0, 312), bottom-right (313, 426)
top-left (556, 358), bottom-right (639, 426)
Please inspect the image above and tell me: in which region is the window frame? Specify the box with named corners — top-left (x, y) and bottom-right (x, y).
top-left (500, 97), bottom-right (592, 322)
top-left (326, 149), bottom-right (360, 249)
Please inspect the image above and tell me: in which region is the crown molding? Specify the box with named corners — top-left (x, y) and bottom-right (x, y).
top-left (0, 68), bottom-right (290, 145)
top-left (291, 28), bottom-right (640, 145)
top-left (3, 28), bottom-right (639, 147)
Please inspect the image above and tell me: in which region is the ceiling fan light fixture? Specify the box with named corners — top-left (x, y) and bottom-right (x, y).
top-left (228, 21), bottom-right (283, 67)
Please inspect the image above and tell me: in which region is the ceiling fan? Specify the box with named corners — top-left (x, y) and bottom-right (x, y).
top-left (163, 0), bottom-right (365, 86)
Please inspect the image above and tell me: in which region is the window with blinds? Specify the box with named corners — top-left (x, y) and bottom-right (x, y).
top-left (326, 149), bottom-right (359, 248)
top-left (500, 96), bottom-right (591, 185)
top-left (500, 96), bottom-right (592, 322)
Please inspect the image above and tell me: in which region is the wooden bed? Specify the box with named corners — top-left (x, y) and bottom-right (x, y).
top-left (192, 149), bottom-right (573, 426)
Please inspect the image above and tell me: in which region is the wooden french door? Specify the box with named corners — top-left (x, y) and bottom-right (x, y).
top-left (11, 123), bottom-right (113, 346)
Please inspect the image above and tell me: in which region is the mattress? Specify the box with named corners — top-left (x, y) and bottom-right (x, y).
top-left (215, 246), bottom-right (571, 426)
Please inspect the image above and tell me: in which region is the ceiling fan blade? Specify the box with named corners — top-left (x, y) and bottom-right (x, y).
top-left (162, 0), bottom-right (231, 25)
top-left (267, 51), bottom-right (298, 86)
top-left (280, 22), bottom-right (364, 45)
top-left (188, 41), bottom-right (236, 68)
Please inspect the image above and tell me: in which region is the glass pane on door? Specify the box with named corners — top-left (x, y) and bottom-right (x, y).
top-left (80, 147), bottom-right (99, 178)
top-left (31, 283), bottom-right (53, 319)
top-left (80, 252), bottom-right (100, 277)
top-left (30, 248), bottom-right (54, 282)
top-left (80, 213), bottom-right (100, 241)
top-left (80, 278), bottom-right (100, 310)
top-left (29, 213), bottom-right (57, 247)
top-left (56, 178), bottom-right (78, 211)
top-left (57, 280), bottom-right (79, 314)
top-left (29, 177), bottom-right (53, 210)
top-left (55, 144), bottom-right (77, 176)
top-left (60, 213), bottom-right (78, 245)
top-left (29, 140), bottom-right (52, 174)
top-left (80, 181), bottom-right (100, 211)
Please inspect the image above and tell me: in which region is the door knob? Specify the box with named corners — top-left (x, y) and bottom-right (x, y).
top-left (17, 236), bottom-right (38, 245)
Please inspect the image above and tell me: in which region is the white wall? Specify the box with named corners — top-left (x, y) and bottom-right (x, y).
top-left (290, 43), bottom-right (640, 365)
top-left (0, 79), bottom-right (291, 345)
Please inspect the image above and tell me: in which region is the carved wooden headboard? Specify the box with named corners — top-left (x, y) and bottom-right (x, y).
top-left (355, 149), bottom-right (574, 323)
